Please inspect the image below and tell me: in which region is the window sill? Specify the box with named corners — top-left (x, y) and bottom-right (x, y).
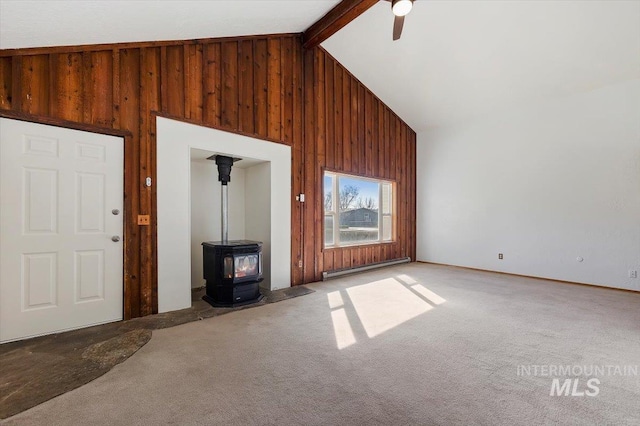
top-left (323, 240), bottom-right (396, 251)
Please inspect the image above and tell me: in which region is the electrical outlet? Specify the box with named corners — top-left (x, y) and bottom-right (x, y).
top-left (137, 215), bottom-right (150, 225)
top-left (630, 270), bottom-right (638, 279)
top-left (498, 253), bottom-right (503, 260)
top-left (298, 260), bottom-right (303, 268)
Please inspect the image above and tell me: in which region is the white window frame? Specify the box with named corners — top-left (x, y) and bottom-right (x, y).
top-left (323, 171), bottom-right (394, 248)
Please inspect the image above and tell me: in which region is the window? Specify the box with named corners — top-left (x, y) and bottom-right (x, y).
top-left (324, 172), bottom-right (394, 248)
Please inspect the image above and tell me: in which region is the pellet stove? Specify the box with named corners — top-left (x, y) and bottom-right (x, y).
top-left (202, 155), bottom-right (264, 307)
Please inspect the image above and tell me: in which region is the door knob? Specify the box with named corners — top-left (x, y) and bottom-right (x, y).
top-left (111, 236), bottom-right (120, 242)
top-left (112, 209), bottom-right (120, 215)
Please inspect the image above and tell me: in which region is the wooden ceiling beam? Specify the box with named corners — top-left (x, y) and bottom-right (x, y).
top-left (303, 0), bottom-right (379, 50)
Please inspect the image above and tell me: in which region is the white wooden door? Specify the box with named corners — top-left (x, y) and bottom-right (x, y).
top-left (0, 118), bottom-right (124, 343)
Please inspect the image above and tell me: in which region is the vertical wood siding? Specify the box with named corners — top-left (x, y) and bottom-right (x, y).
top-left (305, 49), bottom-right (416, 280)
top-left (0, 35), bottom-right (416, 317)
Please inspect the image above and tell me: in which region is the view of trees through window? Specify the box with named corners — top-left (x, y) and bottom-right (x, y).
top-left (324, 172), bottom-right (393, 247)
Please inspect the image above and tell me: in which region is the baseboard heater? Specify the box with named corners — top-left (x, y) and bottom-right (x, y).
top-left (322, 257), bottom-right (411, 280)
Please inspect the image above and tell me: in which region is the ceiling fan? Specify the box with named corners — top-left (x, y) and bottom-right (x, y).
top-left (384, 0), bottom-right (415, 41)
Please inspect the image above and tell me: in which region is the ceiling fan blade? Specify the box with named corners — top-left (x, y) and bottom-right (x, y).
top-left (393, 15), bottom-right (405, 41)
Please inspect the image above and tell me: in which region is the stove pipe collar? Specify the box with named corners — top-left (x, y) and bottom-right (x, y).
top-left (208, 155), bottom-right (241, 185)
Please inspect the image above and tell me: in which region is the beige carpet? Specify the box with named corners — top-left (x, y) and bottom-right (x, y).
top-left (4, 263), bottom-right (639, 425)
top-left (0, 285), bottom-right (313, 419)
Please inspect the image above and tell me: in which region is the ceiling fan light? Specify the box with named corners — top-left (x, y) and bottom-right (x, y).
top-left (392, 0), bottom-right (412, 17)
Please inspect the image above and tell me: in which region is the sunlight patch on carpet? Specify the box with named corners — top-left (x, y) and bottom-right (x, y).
top-left (410, 284), bottom-right (446, 305)
top-left (327, 291), bottom-right (344, 309)
top-left (396, 274), bottom-right (417, 285)
top-left (330, 308), bottom-right (357, 349)
top-left (347, 278), bottom-right (432, 338)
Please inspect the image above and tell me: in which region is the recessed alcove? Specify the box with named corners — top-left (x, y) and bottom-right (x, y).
top-left (156, 117), bottom-right (291, 313)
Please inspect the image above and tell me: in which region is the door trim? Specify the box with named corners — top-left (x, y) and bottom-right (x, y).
top-left (0, 110), bottom-right (137, 320)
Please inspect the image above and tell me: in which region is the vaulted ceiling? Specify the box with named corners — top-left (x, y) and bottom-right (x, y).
top-left (0, 0), bottom-right (341, 48)
top-left (323, 1), bottom-right (640, 131)
top-left (1, 0), bottom-right (639, 132)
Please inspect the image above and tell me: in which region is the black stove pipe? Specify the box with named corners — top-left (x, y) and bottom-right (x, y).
top-left (209, 155), bottom-right (239, 244)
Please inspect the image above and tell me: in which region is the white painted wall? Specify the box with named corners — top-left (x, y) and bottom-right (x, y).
top-left (157, 117), bottom-right (291, 313)
top-left (417, 80), bottom-right (640, 291)
top-left (245, 163), bottom-right (272, 289)
top-left (190, 159), bottom-right (246, 289)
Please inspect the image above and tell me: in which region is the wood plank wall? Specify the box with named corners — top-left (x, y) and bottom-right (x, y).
top-left (0, 34), bottom-right (416, 317)
top-left (303, 49), bottom-right (416, 282)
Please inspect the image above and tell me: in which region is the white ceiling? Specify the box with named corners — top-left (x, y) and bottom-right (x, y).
top-left (1, 0), bottom-right (638, 132)
top-left (190, 148), bottom-right (265, 169)
top-left (0, 0), bottom-right (340, 48)
top-left (323, 1), bottom-right (640, 131)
